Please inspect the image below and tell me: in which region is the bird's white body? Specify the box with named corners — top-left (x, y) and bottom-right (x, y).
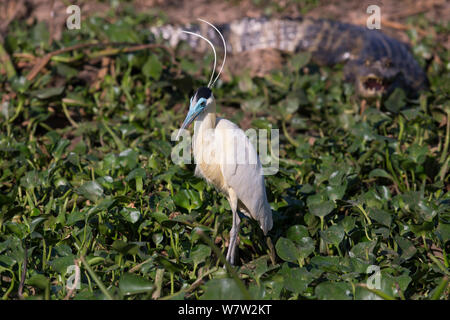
top-left (189, 98), bottom-right (273, 263)
top-left (175, 18), bottom-right (272, 265)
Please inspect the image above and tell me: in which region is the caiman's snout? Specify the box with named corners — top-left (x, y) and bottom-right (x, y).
top-left (357, 74), bottom-right (390, 98)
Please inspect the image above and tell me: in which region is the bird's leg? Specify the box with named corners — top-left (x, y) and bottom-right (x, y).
top-left (225, 190), bottom-right (240, 265)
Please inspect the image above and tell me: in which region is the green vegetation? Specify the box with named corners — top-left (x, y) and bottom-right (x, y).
top-left (0, 5), bottom-right (448, 300)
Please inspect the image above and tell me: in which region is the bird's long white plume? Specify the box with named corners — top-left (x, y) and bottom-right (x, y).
top-left (181, 30), bottom-right (217, 88)
top-left (197, 19), bottom-right (227, 88)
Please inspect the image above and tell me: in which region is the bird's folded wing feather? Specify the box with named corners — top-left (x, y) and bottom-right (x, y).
top-left (215, 118), bottom-right (271, 231)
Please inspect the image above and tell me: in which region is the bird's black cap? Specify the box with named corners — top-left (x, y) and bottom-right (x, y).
top-left (194, 87), bottom-right (212, 100)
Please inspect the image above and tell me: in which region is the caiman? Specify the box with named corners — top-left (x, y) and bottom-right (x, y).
top-left (151, 17), bottom-right (429, 98)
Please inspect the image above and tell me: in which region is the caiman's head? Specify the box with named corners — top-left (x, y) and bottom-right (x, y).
top-left (350, 57), bottom-right (400, 98)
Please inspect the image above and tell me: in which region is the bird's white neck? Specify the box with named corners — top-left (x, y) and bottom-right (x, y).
top-left (192, 102), bottom-right (217, 165)
top-left (193, 102), bottom-right (216, 138)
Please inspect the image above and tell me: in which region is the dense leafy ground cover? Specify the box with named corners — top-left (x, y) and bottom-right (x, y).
top-left (0, 4), bottom-right (449, 300)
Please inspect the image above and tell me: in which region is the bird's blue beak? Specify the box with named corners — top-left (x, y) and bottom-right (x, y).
top-left (175, 97), bottom-right (201, 141)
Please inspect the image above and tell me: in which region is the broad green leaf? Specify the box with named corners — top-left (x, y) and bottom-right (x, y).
top-left (143, 54), bottom-right (163, 80)
top-left (120, 207), bottom-right (141, 224)
top-left (369, 208), bottom-right (392, 227)
top-left (291, 52), bottom-right (311, 70)
top-left (320, 225), bottom-right (345, 246)
top-left (26, 274), bottom-right (50, 289)
top-left (119, 273), bottom-right (154, 295)
top-left (201, 278), bottom-right (245, 300)
top-left (77, 181), bottom-right (104, 202)
top-left (280, 264), bottom-right (313, 294)
top-left (30, 86), bottom-right (65, 99)
top-left (286, 225), bottom-right (309, 243)
top-left (384, 88), bottom-right (406, 113)
top-left (49, 255), bottom-right (76, 274)
top-left (173, 189), bottom-right (202, 212)
top-left (112, 240), bottom-right (139, 255)
top-left (369, 169), bottom-right (393, 180)
top-left (315, 281), bottom-right (353, 300)
top-left (190, 244), bottom-right (211, 266)
top-left (307, 195), bottom-right (334, 218)
top-left (395, 235), bottom-right (417, 260)
top-left (296, 237), bottom-right (315, 260)
top-left (275, 237), bottom-right (300, 263)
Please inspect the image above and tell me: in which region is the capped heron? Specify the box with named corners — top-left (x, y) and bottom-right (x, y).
top-left (175, 19), bottom-right (273, 265)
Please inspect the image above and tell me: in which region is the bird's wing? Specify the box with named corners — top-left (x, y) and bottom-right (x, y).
top-left (215, 118), bottom-right (273, 234)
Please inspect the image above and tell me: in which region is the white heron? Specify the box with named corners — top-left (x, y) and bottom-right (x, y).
top-left (175, 19), bottom-right (273, 265)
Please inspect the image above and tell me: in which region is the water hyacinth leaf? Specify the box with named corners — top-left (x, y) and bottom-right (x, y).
top-left (30, 86), bottom-right (64, 99)
top-left (410, 221), bottom-right (434, 237)
top-left (328, 169), bottom-right (346, 186)
top-left (190, 226), bottom-right (213, 242)
top-left (143, 54), bottom-right (163, 80)
top-left (242, 97), bottom-right (265, 114)
top-left (436, 222), bottom-right (450, 243)
top-left (151, 211), bottom-right (176, 228)
top-left (286, 225), bottom-right (309, 243)
top-left (349, 241), bottom-right (377, 262)
top-left (155, 255), bottom-right (183, 273)
top-left (5, 222), bottom-right (28, 238)
top-left (119, 273), bottom-right (154, 296)
top-left (340, 216), bottom-right (356, 234)
top-left (275, 237), bottom-right (300, 264)
top-left (354, 286), bottom-right (382, 300)
top-left (369, 169), bottom-right (393, 180)
top-left (253, 257), bottom-right (270, 280)
top-left (325, 184), bottom-right (346, 201)
top-left (384, 88), bottom-right (406, 113)
top-left (290, 52), bottom-right (311, 70)
top-left (401, 107), bottom-right (420, 121)
top-left (310, 256), bottom-right (341, 272)
top-left (283, 96), bottom-right (300, 115)
top-left (112, 240), bottom-right (139, 256)
top-left (20, 170), bottom-right (43, 189)
top-left (120, 207), bottom-right (141, 224)
top-left (307, 194), bottom-right (334, 218)
top-left (407, 143), bottom-right (428, 164)
top-left (104, 21), bottom-right (140, 43)
top-left (190, 244), bottom-right (211, 266)
top-left (320, 225), bottom-right (345, 246)
top-left (369, 208), bottom-right (392, 227)
top-left (30, 217), bottom-right (46, 233)
top-left (173, 189), bottom-right (202, 212)
top-left (77, 181), bottom-right (104, 202)
top-left (52, 139), bottom-right (70, 160)
top-left (297, 237), bottom-right (315, 260)
top-left (416, 200), bottom-right (437, 222)
top-left (280, 264), bottom-right (313, 294)
top-left (394, 236), bottom-right (417, 260)
top-left (26, 274), bottom-right (50, 290)
top-left (119, 149), bottom-right (138, 170)
top-left (126, 168), bottom-right (146, 192)
top-left (376, 272), bottom-right (412, 299)
top-left (201, 278), bottom-right (245, 300)
top-left (315, 281), bottom-right (353, 300)
top-left (0, 254), bottom-right (17, 269)
top-left (48, 255), bottom-right (76, 274)
top-left (66, 211), bottom-right (85, 226)
top-left (238, 74), bottom-right (255, 93)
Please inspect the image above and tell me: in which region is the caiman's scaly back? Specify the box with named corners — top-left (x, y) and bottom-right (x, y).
top-left (152, 17), bottom-right (428, 98)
